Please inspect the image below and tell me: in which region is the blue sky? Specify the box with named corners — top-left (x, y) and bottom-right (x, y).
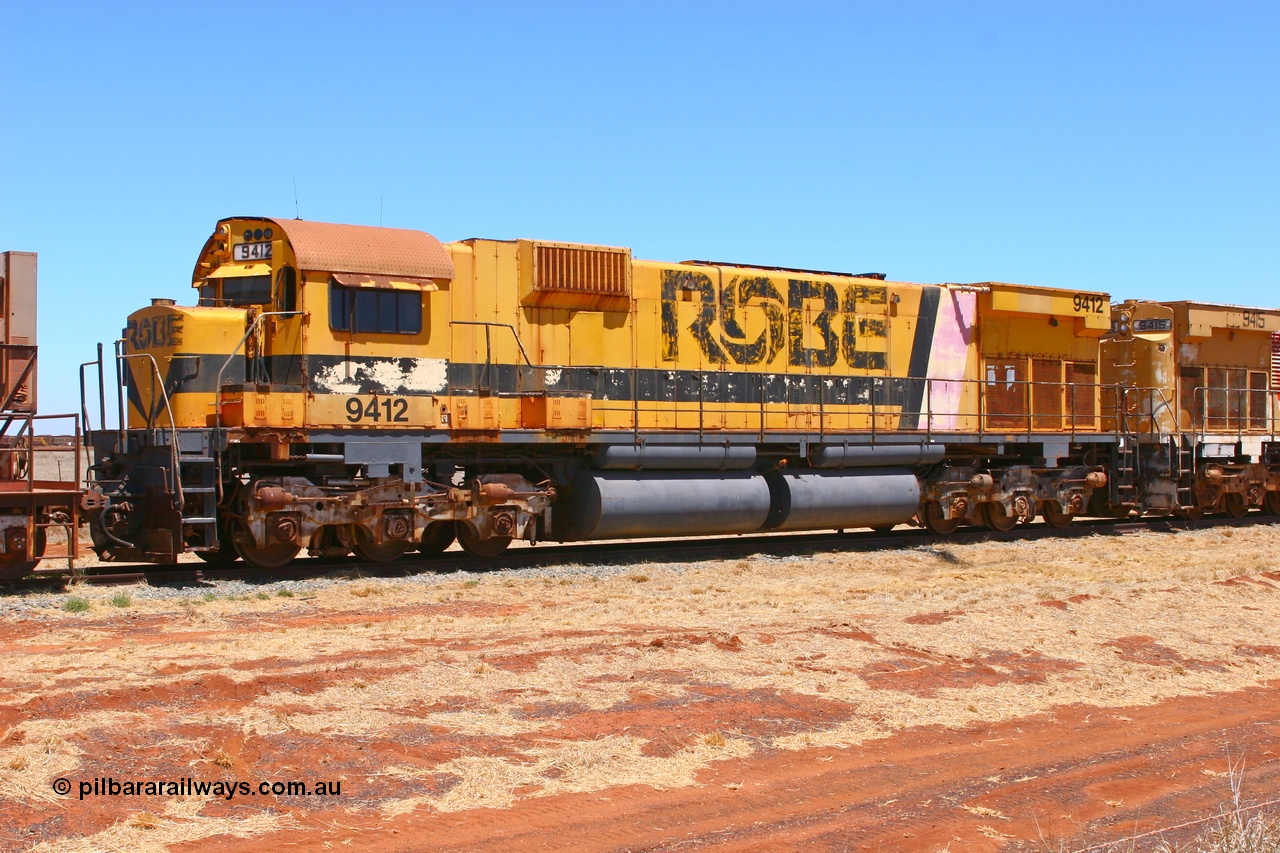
top-left (2, 1), bottom-right (1277, 416)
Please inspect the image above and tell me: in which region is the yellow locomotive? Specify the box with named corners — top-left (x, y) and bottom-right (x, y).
top-left (81, 216), bottom-right (1280, 567)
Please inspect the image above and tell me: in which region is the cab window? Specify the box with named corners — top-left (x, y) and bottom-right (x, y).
top-left (329, 283), bottom-right (421, 334)
top-left (276, 266), bottom-right (297, 312)
top-left (221, 275), bottom-right (272, 306)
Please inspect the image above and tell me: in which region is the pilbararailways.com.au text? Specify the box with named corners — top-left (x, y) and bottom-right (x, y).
top-left (52, 776), bottom-right (343, 801)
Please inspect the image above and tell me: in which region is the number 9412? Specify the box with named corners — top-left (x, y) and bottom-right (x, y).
top-left (345, 396), bottom-right (409, 423)
top-left (1072, 293), bottom-right (1105, 314)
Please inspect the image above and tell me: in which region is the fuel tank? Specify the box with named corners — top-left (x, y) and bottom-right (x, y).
top-left (764, 468), bottom-right (920, 531)
top-left (571, 471), bottom-right (772, 539)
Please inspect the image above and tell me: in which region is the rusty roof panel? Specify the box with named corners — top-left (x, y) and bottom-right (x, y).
top-left (268, 218), bottom-right (454, 281)
top-left (240, 218), bottom-right (454, 281)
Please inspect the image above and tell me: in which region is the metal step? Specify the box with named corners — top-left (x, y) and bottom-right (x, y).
top-left (181, 517), bottom-right (218, 525)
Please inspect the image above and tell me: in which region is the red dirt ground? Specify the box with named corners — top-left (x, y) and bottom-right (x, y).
top-left (175, 684), bottom-right (1280, 853)
top-left (6, 528), bottom-right (1280, 852)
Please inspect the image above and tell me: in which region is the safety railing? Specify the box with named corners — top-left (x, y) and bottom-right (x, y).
top-left (1189, 383), bottom-right (1280, 442)
top-left (0, 410), bottom-right (83, 564)
top-left (496, 366), bottom-right (1132, 440)
top-left (214, 311), bottom-right (304, 429)
top-left (115, 346), bottom-right (184, 511)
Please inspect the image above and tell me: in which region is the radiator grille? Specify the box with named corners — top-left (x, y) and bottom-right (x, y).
top-left (1272, 332), bottom-right (1280, 389)
top-left (1250, 370), bottom-right (1268, 430)
top-left (985, 358), bottom-right (1027, 430)
top-left (1207, 367), bottom-right (1248, 431)
top-left (1031, 358), bottom-right (1063, 429)
top-left (534, 244), bottom-right (630, 296)
top-left (1068, 362), bottom-right (1097, 427)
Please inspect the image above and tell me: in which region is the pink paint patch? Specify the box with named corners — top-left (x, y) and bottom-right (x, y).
top-left (924, 290), bottom-right (976, 429)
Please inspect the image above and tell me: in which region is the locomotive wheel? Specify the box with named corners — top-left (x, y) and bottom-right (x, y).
top-left (456, 523), bottom-right (512, 558)
top-left (417, 522), bottom-right (457, 555)
top-left (1040, 501), bottom-right (1075, 529)
top-left (981, 502), bottom-right (1019, 532)
top-left (1220, 492), bottom-right (1249, 518)
top-left (1264, 491), bottom-right (1280, 516)
top-left (231, 523), bottom-right (300, 569)
top-left (352, 532), bottom-right (410, 564)
top-left (920, 502), bottom-right (961, 535)
top-left (0, 560), bottom-right (39, 582)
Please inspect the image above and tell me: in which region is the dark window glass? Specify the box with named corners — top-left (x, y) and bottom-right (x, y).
top-left (379, 292), bottom-right (398, 330)
top-left (329, 282), bottom-right (421, 334)
top-left (330, 284), bottom-right (350, 329)
top-left (352, 290), bottom-right (376, 332)
top-left (198, 285), bottom-right (216, 306)
top-left (221, 275), bottom-right (272, 306)
top-left (277, 266), bottom-right (297, 312)
top-left (397, 291), bottom-right (422, 334)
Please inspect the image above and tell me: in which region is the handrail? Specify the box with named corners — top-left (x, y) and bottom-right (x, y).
top-left (78, 343), bottom-right (105, 433)
top-left (117, 352), bottom-right (183, 510)
top-left (213, 311), bottom-right (303, 430)
top-left (0, 410), bottom-right (84, 564)
top-left (1189, 383), bottom-right (1279, 442)
top-left (450, 321), bottom-right (534, 367)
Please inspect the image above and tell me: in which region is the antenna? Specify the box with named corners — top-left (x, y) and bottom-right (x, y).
top-left (293, 174), bottom-right (300, 219)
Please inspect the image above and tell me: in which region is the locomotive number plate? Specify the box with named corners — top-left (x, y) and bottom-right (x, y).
top-left (1072, 293), bottom-right (1106, 314)
top-left (233, 242), bottom-right (273, 261)
top-left (346, 396), bottom-right (410, 423)
top-left (310, 394), bottom-right (441, 428)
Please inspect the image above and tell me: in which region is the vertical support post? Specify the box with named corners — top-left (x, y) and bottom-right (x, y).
top-left (97, 342), bottom-right (106, 434)
top-left (115, 340), bottom-right (126, 450)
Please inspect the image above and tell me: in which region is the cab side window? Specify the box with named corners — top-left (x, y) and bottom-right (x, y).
top-left (329, 283), bottom-right (421, 334)
top-left (277, 266), bottom-right (297, 312)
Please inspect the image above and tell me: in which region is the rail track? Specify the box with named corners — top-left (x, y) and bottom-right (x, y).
top-left (5, 512), bottom-right (1275, 592)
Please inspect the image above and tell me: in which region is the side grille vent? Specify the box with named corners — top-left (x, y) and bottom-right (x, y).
top-left (535, 244), bottom-right (629, 295)
top-left (520, 240), bottom-right (632, 311)
top-left (1272, 332), bottom-right (1280, 390)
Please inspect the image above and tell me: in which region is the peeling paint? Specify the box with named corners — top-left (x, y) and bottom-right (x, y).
top-left (312, 358), bottom-right (449, 395)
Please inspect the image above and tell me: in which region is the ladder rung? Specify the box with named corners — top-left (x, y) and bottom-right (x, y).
top-left (182, 517), bottom-right (218, 525)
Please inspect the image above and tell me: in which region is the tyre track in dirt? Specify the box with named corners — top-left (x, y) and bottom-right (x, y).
top-left (176, 684), bottom-right (1280, 853)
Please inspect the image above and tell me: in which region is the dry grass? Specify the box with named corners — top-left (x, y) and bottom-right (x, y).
top-left (4, 525), bottom-right (1280, 842)
top-left (25, 805), bottom-right (291, 853)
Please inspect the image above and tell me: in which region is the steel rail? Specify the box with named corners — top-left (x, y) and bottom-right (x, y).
top-left (11, 512), bottom-right (1277, 590)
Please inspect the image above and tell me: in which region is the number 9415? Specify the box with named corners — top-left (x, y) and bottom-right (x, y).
top-left (345, 396), bottom-right (409, 423)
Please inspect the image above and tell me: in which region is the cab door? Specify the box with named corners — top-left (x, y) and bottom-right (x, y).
top-left (263, 265), bottom-right (304, 387)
